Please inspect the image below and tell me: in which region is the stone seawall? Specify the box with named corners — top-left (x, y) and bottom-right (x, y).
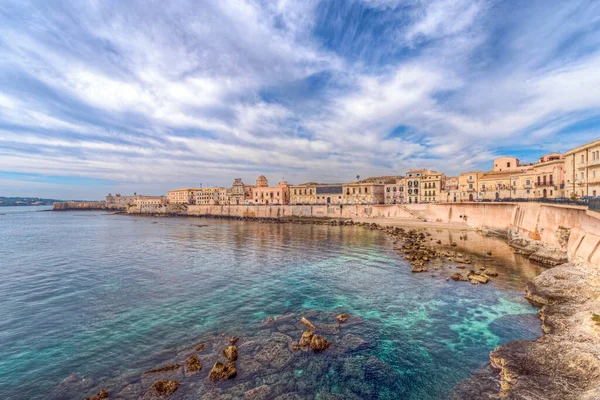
top-left (53, 202), bottom-right (107, 210)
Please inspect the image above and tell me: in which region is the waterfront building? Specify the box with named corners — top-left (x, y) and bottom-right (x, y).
top-left (441, 177), bottom-right (459, 203)
top-left (422, 171), bottom-right (445, 203)
top-left (458, 171), bottom-right (484, 202)
top-left (531, 154), bottom-right (565, 199)
top-left (384, 178), bottom-right (406, 204)
top-left (342, 182), bottom-right (385, 204)
top-left (564, 139), bottom-right (600, 198)
top-left (194, 187), bottom-right (221, 205)
top-left (252, 176), bottom-right (290, 205)
top-left (167, 188), bottom-right (197, 204)
top-left (106, 193), bottom-right (167, 207)
top-left (405, 169), bottom-right (426, 203)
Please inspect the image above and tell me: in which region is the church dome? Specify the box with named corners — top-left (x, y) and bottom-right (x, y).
top-left (256, 175), bottom-right (268, 187)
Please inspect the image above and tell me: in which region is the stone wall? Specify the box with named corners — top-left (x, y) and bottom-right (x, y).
top-left (126, 201), bottom-right (600, 265)
top-left (53, 202), bottom-right (107, 210)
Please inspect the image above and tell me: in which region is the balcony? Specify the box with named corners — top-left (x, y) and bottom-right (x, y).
top-left (576, 180), bottom-right (585, 186)
top-left (535, 182), bottom-right (555, 187)
top-left (589, 159), bottom-right (600, 167)
top-left (577, 163), bottom-right (587, 170)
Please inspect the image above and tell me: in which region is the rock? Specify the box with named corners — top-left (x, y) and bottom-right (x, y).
top-left (255, 341), bottom-right (293, 368)
top-left (469, 274), bottom-right (490, 284)
top-left (451, 273), bottom-right (467, 281)
top-left (184, 353), bottom-right (202, 375)
top-left (144, 380), bottom-right (179, 399)
top-left (209, 361), bottom-right (238, 381)
top-left (194, 343), bottom-right (206, 351)
top-left (223, 345), bottom-right (238, 361)
top-left (482, 269), bottom-right (499, 277)
top-left (229, 336), bottom-right (240, 344)
top-left (336, 313), bottom-right (350, 323)
top-left (244, 385), bottom-right (272, 400)
top-left (85, 389), bottom-right (109, 400)
top-left (486, 251), bottom-right (492, 256)
top-left (299, 330), bottom-right (314, 347)
top-left (411, 265), bottom-right (428, 273)
top-left (300, 317), bottom-right (316, 330)
top-left (451, 242), bottom-right (458, 247)
top-left (310, 334), bottom-right (331, 352)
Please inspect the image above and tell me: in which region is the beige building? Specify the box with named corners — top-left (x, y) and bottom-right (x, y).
top-left (565, 139), bottom-right (600, 198)
top-left (194, 187), bottom-right (221, 205)
top-left (252, 176), bottom-right (290, 205)
top-left (422, 171), bottom-right (445, 203)
top-left (458, 171), bottom-right (484, 201)
top-left (405, 169), bottom-right (425, 203)
top-left (167, 188), bottom-right (197, 204)
top-left (384, 178), bottom-right (406, 204)
top-left (342, 182), bottom-right (385, 204)
top-left (107, 193), bottom-right (167, 207)
top-left (441, 177), bottom-right (459, 203)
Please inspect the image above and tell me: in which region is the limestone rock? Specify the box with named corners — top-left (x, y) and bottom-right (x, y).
top-left (336, 313), bottom-right (350, 323)
top-left (229, 336), bottom-right (240, 344)
top-left (184, 354), bottom-right (202, 375)
top-left (300, 317), bottom-right (316, 330)
top-left (85, 388), bottom-right (109, 400)
top-left (468, 274), bottom-right (490, 284)
top-left (451, 273), bottom-right (467, 281)
top-left (310, 334), bottom-right (331, 352)
top-left (223, 345), bottom-right (239, 361)
top-left (411, 265), bottom-right (428, 273)
top-left (299, 330), bottom-right (314, 347)
top-left (209, 361), bottom-right (237, 381)
top-left (194, 343), bottom-right (205, 351)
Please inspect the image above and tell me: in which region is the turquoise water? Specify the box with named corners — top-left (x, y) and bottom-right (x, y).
top-left (0, 207), bottom-right (542, 399)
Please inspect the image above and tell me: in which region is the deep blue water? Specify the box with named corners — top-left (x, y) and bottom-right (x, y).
top-left (0, 207), bottom-right (542, 399)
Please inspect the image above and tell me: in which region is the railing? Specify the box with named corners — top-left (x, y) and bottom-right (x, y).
top-left (589, 159), bottom-right (600, 167)
top-left (578, 163), bottom-right (587, 169)
top-left (534, 182), bottom-right (555, 187)
top-left (576, 180), bottom-right (586, 185)
top-left (590, 199), bottom-right (600, 212)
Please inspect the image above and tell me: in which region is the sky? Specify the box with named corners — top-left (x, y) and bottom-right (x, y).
top-left (1, 0), bottom-right (600, 199)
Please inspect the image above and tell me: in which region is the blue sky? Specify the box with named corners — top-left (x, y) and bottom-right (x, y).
top-left (1, 0), bottom-right (599, 199)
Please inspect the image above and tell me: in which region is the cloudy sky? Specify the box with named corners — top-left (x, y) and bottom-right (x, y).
top-left (1, 0), bottom-right (599, 199)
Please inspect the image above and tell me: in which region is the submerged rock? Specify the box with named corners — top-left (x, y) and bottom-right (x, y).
top-left (229, 336), bottom-right (240, 344)
top-left (244, 384), bottom-right (272, 400)
top-left (144, 380), bottom-right (179, 399)
top-left (209, 361), bottom-right (238, 381)
top-left (84, 388), bottom-right (109, 400)
top-left (223, 345), bottom-right (239, 361)
top-left (144, 364), bottom-right (181, 374)
top-left (194, 343), bottom-right (206, 351)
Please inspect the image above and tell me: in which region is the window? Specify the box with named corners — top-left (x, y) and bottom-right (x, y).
top-left (507, 162), bottom-right (511, 168)
top-left (581, 155), bottom-right (584, 163)
top-left (365, 187), bottom-right (368, 194)
top-left (387, 187), bottom-right (390, 192)
top-left (526, 179), bottom-right (530, 186)
top-left (353, 188), bottom-right (356, 194)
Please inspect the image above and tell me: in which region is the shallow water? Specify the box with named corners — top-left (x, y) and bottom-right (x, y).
top-left (0, 207), bottom-right (543, 399)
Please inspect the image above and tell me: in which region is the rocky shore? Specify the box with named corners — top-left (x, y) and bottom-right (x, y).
top-left (73, 311), bottom-right (403, 400)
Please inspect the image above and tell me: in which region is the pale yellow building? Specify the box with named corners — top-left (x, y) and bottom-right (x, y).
top-left (458, 171), bottom-right (484, 202)
top-left (422, 171), bottom-right (445, 203)
top-left (565, 139), bottom-right (600, 198)
top-left (167, 188), bottom-right (197, 204)
top-left (342, 182), bottom-right (385, 204)
top-left (440, 177), bottom-right (459, 203)
top-left (194, 187), bottom-right (221, 205)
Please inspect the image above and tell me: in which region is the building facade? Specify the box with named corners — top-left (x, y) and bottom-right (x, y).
top-left (441, 177), bottom-right (459, 203)
top-left (252, 176), bottom-right (290, 205)
top-left (384, 178), bottom-right (406, 204)
top-left (167, 188), bottom-right (197, 204)
top-left (565, 139), bottom-right (600, 198)
top-left (458, 171), bottom-right (484, 202)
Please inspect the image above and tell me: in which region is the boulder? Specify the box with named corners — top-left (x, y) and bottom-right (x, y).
top-left (300, 317), bottom-right (316, 330)
top-left (299, 330), bottom-right (314, 347)
top-left (310, 334), bottom-right (331, 352)
top-left (469, 274), bottom-right (490, 284)
top-left (209, 361), bottom-right (238, 381)
top-left (482, 269), bottom-right (499, 277)
top-left (184, 354), bottom-right (202, 375)
top-left (411, 265), bottom-right (428, 273)
top-left (229, 336), bottom-right (240, 344)
top-left (223, 345), bottom-right (239, 361)
top-left (85, 389), bottom-right (109, 400)
top-left (451, 273), bottom-right (467, 281)
top-left (336, 313), bottom-right (350, 324)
